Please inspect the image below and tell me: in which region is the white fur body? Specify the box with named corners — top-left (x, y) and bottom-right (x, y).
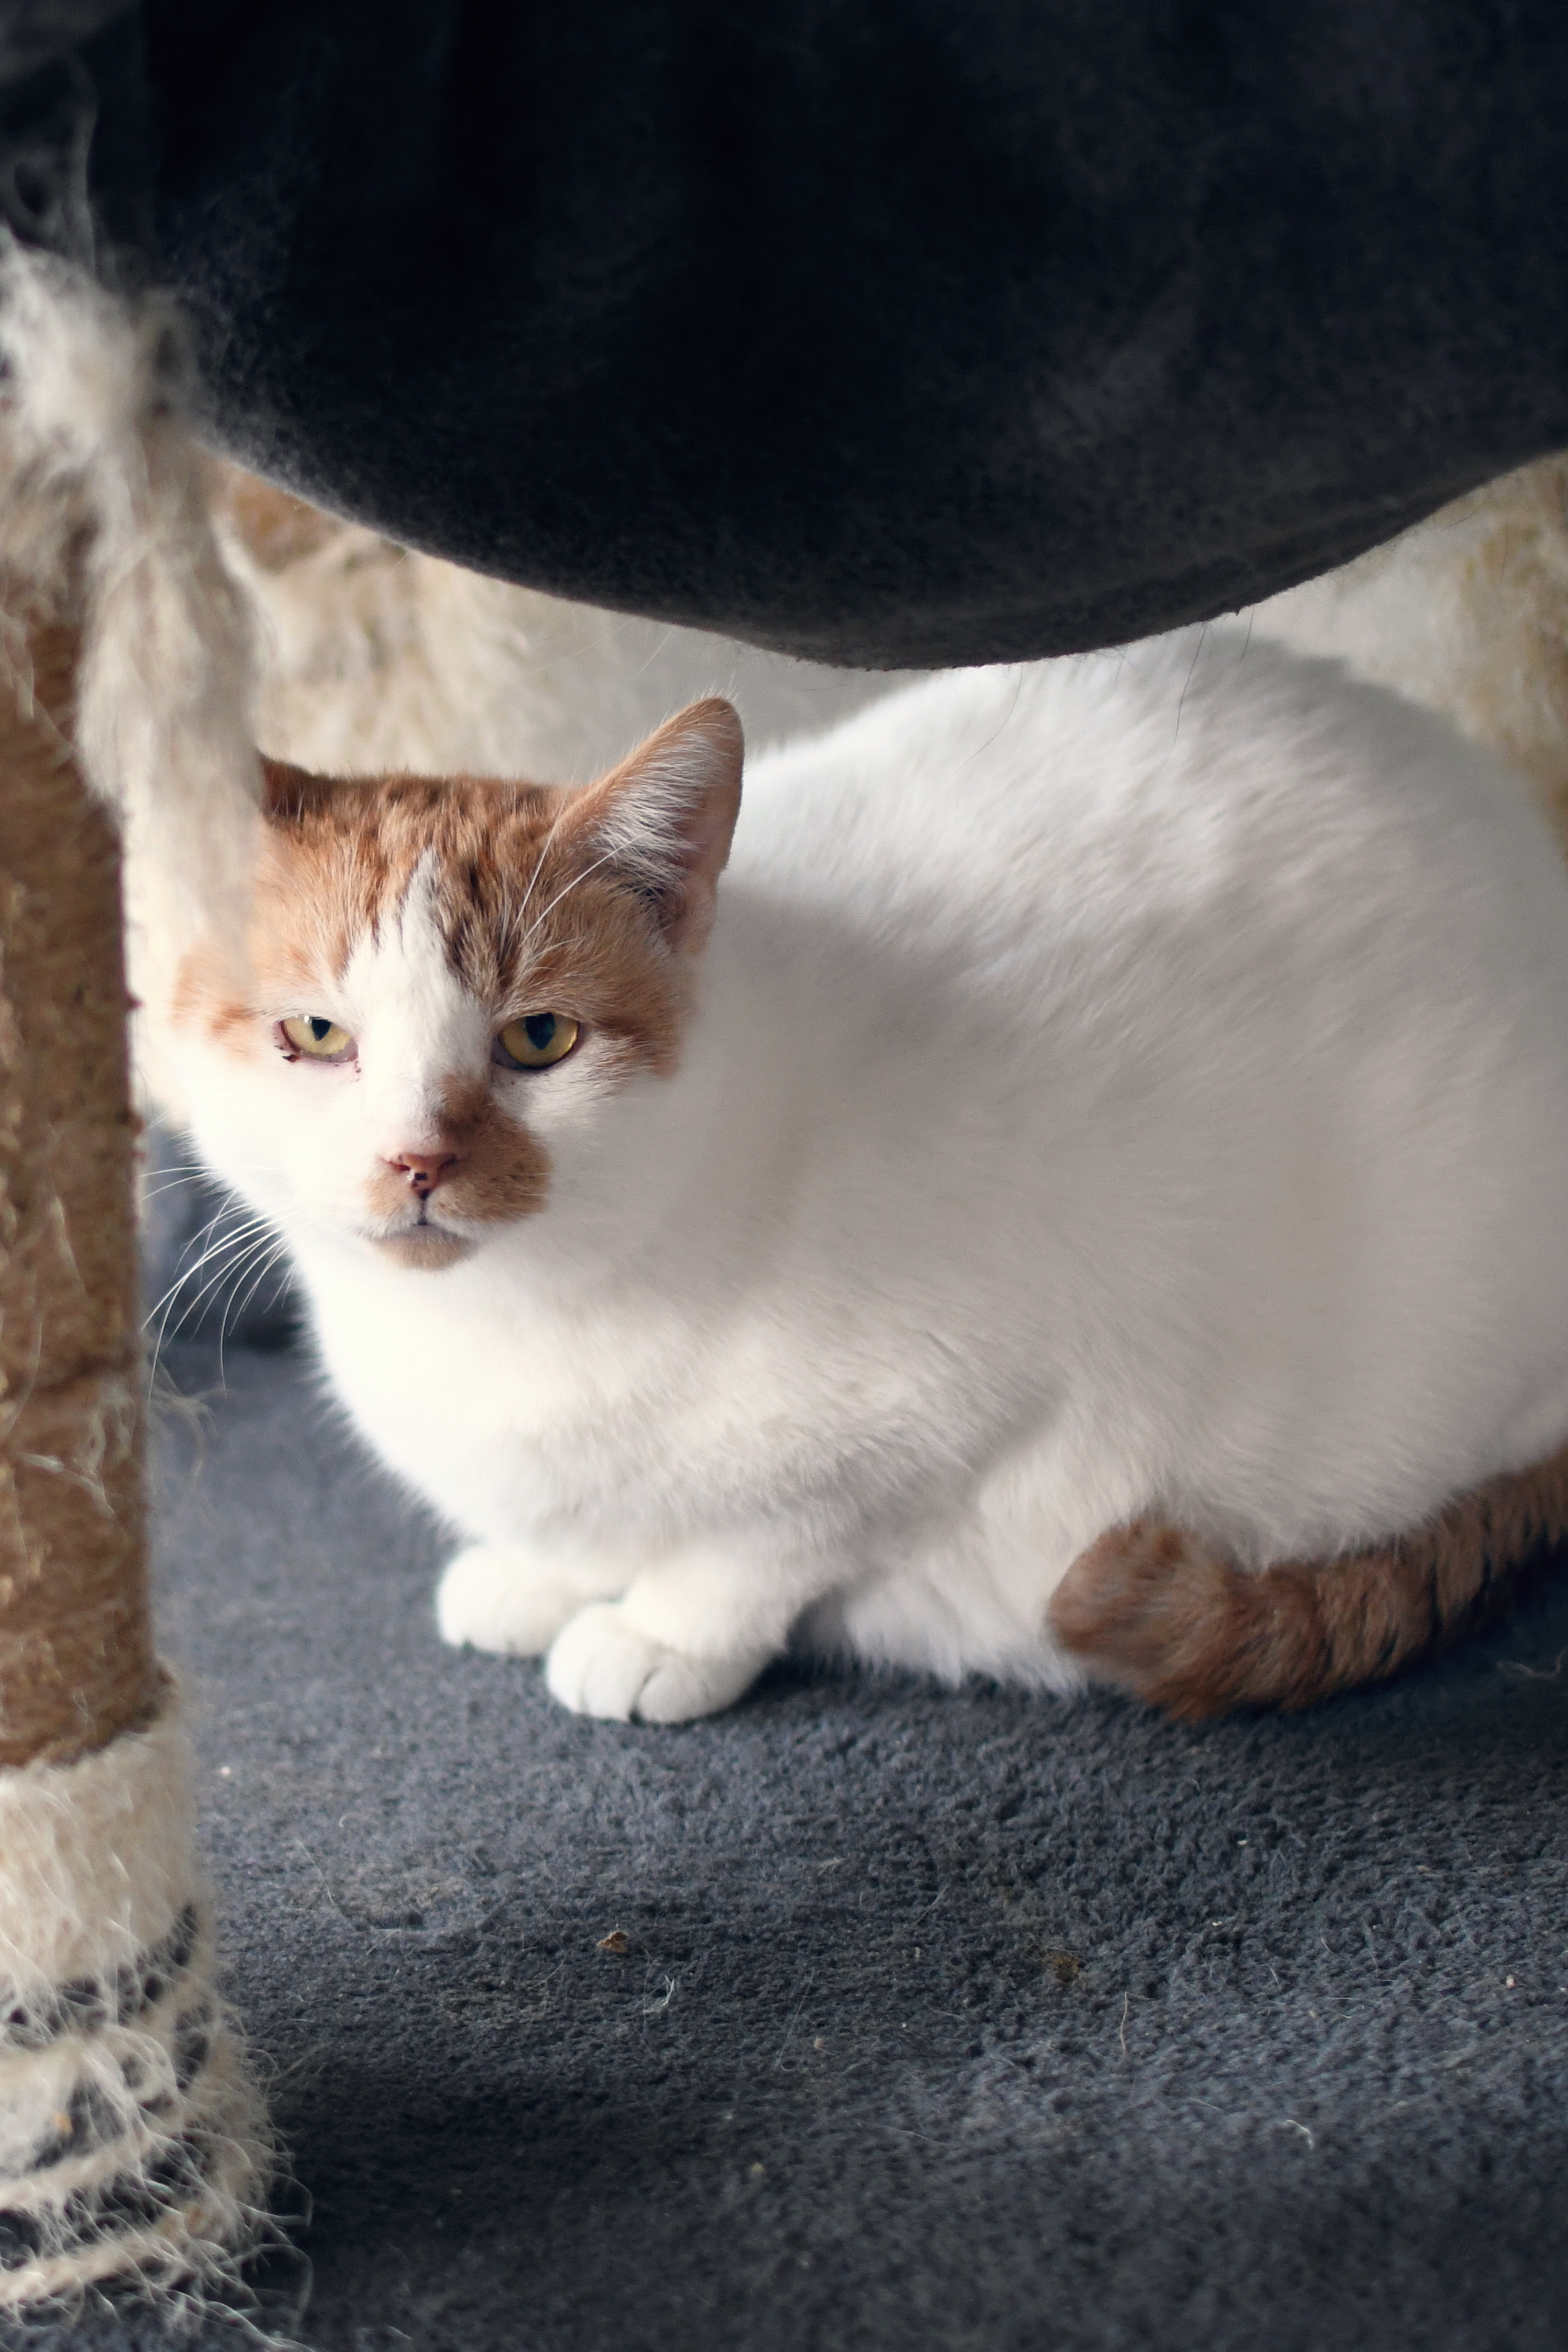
top-left (174, 629), bottom-right (1568, 1715)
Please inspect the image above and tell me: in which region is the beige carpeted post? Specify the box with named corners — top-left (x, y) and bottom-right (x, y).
top-left (0, 249), bottom-right (270, 2306)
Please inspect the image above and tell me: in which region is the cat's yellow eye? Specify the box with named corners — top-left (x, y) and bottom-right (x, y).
top-left (279, 1014), bottom-right (354, 1062)
top-left (494, 1013), bottom-right (580, 1070)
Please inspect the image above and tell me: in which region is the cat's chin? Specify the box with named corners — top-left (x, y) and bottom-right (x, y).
top-left (370, 1227), bottom-right (479, 1271)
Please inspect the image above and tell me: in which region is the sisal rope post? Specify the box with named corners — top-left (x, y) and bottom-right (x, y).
top-left (0, 613), bottom-right (159, 1770)
top-left (0, 254), bottom-right (271, 2307)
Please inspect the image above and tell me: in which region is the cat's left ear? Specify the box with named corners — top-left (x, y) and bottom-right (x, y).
top-left (570, 698), bottom-right (743, 955)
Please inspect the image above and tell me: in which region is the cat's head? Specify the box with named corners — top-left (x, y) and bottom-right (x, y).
top-left (171, 699), bottom-right (743, 1268)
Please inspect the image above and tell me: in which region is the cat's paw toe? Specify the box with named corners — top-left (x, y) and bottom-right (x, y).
top-left (436, 1546), bottom-right (584, 1657)
top-left (546, 1605), bottom-right (762, 1723)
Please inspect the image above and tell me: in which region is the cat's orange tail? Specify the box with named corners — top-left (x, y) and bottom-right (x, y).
top-left (1049, 1440), bottom-right (1568, 1719)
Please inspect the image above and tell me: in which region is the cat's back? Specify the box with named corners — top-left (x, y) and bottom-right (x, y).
top-left (725, 626), bottom-right (1568, 1351)
top-left (734, 626), bottom-right (1566, 975)
top-left (721, 628), bottom-right (1568, 1550)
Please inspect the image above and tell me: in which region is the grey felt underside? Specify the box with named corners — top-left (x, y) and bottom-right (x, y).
top-left (142, 3), bottom-right (1568, 670)
top-left (24, 1310), bottom-right (1568, 2352)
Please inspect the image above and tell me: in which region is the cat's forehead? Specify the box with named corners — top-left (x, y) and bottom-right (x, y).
top-left (267, 769), bottom-right (553, 901)
top-left (257, 769), bottom-right (578, 992)
top-left (340, 850), bottom-right (481, 1026)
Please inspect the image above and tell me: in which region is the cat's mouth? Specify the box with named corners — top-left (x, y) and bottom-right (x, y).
top-left (370, 1215), bottom-right (478, 1272)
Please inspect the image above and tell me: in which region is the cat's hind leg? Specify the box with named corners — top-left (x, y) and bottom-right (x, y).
top-left (436, 1544), bottom-right (632, 1658)
top-left (1048, 1437), bottom-right (1568, 1718)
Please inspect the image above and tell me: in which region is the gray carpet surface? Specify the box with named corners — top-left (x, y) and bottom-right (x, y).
top-left (27, 1330), bottom-right (1568, 2351)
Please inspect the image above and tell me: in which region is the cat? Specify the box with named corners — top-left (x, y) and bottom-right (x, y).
top-left (153, 625), bottom-right (1568, 1723)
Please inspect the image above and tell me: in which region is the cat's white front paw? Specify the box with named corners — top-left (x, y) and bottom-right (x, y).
top-left (436, 1545), bottom-right (600, 1657)
top-left (545, 1603), bottom-right (768, 1723)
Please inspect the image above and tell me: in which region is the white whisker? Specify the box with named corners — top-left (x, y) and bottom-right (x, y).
top-left (518, 846), bottom-right (623, 956)
top-left (214, 1229), bottom-right (292, 1373)
top-left (144, 1212), bottom-right (280, 1354)
top-left (226, 1236), bottom-right (295, 1336)
top-left (138, 1173), bottom-right (217, 1204)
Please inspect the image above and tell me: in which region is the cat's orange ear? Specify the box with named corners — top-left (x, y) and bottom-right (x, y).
top-left (569, 698), bottom-right (743, 954)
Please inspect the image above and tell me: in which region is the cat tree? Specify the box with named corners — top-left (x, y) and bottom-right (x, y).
top-left (0, 251), bottom-right (267, 2303)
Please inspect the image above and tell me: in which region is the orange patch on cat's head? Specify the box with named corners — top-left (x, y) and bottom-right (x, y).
top-left (177, 698), bottom-right (743, 1084)
top-left (169, 702), bottom-right (744, 1254)
top-left (250, 700), bottom-right (741, 1076)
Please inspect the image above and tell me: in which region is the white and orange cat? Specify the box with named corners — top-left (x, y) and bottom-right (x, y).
top-left (153, 627), bottom-right (1568, 1723)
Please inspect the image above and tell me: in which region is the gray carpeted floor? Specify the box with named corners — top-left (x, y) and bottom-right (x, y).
top-left (26, 1320), bottom-right (1568, 2351)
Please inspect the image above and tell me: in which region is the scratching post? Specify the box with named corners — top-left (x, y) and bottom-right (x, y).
top-left (0, 619), bottom-right (158, 1772)
top-left (0, 251), bottom-right (269, 2304)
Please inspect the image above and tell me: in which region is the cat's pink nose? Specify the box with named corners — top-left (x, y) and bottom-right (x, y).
top-left (385, 1149), bottom-right (458, 1195)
